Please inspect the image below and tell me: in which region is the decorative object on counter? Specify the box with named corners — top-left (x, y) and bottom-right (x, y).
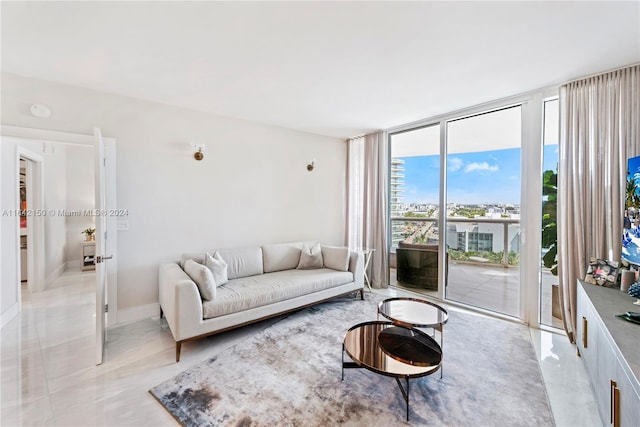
top-left (628, 282), bottom-right (640, 305)
top-left (616, 311), bottom-right (640, 325)
top-left (81, 227), bottom-right (96, 241)
top-left (620, 269), bottom-right (635, 292)
top-left (584, 258), bottom-right (619, 287)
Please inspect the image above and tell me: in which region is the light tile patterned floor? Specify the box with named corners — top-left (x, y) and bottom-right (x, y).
top-left (1, 268), bottom-right (598, 426)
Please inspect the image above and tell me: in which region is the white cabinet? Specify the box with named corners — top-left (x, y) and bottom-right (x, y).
top-left (82, 242), bottom-right (96, 271)
top-left (576, 281), bottom-right (640, 427)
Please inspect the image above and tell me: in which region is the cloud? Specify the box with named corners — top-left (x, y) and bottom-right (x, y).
top-left (465, 162), bottom-right (499, 173)
top-left (448, 157), bottom-right (463, 172)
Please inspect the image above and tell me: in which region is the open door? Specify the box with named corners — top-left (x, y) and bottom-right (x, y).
top-left (94, 128), bottom-right (112, 365)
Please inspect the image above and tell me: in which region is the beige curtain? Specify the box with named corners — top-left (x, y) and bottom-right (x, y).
top-left (558, 64), bottom-right (640, 342)
top-left (347, 131), bottom-right (389, 288)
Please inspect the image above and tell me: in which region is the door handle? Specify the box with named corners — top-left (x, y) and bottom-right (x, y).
top-left (96, 255), bottom-right (113, 264)
top-left (582, 317), bottom-right (588, 348)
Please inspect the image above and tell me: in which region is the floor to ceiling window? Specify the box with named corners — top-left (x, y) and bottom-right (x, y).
top-left (388, 91), bottom-right (556, 325)
top-left (389, 125), bottom-right (440, 296)
top-left (444, 105), bottom-right (522, 317)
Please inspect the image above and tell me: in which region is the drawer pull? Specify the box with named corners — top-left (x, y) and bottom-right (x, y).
top-left (582, 316), bottom-right (588, 348)
top-left (610, 380), bottom-right (620, 427)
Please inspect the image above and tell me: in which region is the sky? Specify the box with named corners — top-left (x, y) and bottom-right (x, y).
top-left (398, 144), bottom-right (558, 205)
top-left (391, 99), bottom-right (560, 206)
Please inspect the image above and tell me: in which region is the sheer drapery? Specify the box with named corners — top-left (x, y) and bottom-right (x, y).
top-left (558, 65), bottom-right (640, 341)
top-left (347, 131), bottom-right (389, 288)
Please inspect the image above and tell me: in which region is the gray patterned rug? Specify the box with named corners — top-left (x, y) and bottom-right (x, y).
top-left (150, 294), bottom-right (554, 426)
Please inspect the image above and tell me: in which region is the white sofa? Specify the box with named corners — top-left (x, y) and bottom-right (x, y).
top-left (159, 242), bottom-right (364, 362)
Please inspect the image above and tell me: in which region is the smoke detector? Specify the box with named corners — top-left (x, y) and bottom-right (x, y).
top-left (30, 104), bottom-right (51, 118)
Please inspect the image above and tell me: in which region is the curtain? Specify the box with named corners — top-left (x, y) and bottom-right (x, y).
top-left (558, 65), bottom-right (640, 342)
top-left (347, 131), bottom-right (389, 288)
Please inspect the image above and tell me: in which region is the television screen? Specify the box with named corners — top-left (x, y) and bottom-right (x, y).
top-left (622, 155), bottom-right (640, 267)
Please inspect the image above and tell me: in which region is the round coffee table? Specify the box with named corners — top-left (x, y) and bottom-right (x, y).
top-left (378, 297), bottom-right (448, 379)
top-left (377, 297), bottom-right (448, 348)
top-left (342, 321), bottom-right (442, 421)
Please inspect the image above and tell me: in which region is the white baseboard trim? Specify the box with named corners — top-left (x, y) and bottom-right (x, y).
top-left (45, 262), bottom-right (66, 288)
top-left (117, 303), bottom-right (160, 325)
top-left (1, 303), bottom-right (20, 329)
top-left (66, 260), bottom-right (81, 270)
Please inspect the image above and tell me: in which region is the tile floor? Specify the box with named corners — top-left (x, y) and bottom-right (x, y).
top-left (1, 268), bottom-right (600, 426)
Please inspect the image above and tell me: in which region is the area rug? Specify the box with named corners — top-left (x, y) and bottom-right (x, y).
top-left (150, 294), bottom-right (555, 426)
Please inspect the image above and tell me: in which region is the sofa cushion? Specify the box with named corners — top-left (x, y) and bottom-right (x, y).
top-left (202, 268), bottom-right (354, 319)
top-left (205, 252), bottom-right (229, 286)
top-left (183, 259), bottom-right (216, 301)
top-left (180, 253), bottom-right (205, 269)
top-left (322, 245), bottom-right (350, 271)
top-left (262, 242), bottom-right (304, 273)
top-left (217, 246), bottom-right (264, 280)
top-left (297, 242), bottom-right (323, 269)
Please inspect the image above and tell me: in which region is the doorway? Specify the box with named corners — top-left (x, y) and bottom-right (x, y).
top-left (2, 129), bottom-right (118, 364)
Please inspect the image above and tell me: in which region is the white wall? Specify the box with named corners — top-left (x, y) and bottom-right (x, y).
top-left (1, 73), bottom-right (347, 317)
top-left (65, 145), bottom-right (94, 269)
top-left (42, 142), bottom-right (68, 283)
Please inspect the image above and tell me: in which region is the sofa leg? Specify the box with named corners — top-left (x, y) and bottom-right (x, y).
top-left (360, 288), bottom-right (364, 300)
top-left (176, 342), bottom-right (182, 363)
top-left (159, 307), bottom-right (164, 319)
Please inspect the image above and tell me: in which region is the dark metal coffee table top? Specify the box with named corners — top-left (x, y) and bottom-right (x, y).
top-left (378, 297), bottom-right (449, 329)
top-left (342, 321), bottom-right (441, 378)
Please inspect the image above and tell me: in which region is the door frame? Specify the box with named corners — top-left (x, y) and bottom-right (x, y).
top-left (2, 125), bottom-right (118, 326)
top-left (16, 147), bottom-right (45, 296)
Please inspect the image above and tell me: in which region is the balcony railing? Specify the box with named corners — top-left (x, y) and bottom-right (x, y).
top-left (390, 216), bottom-right (520, 268)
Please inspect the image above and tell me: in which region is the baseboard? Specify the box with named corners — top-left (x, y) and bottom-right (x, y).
top-left (117, 303), bottom-right (160, 325)
top-left (45, 262), bottom-right (66, 287)
top-left (1, 303), bottom-right (20, 329)
top-left (66, 260), bottom-right (81, 270)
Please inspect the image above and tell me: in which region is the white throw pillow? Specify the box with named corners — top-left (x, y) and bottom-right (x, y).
top-left (184, 259), bottom-right (216, 301)
top-left (297, 242), bottom-right (324, 270)
top-left (322, 245), bottom-right (350, 272)
top-left (205, 251), bottom-right (229, 286)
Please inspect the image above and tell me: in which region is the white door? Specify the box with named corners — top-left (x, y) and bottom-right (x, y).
top-left (94, 128), bottom-right (111, 365)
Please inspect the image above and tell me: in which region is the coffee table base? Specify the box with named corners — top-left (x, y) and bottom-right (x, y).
top-left (342, 344), bottom-right (429, 422)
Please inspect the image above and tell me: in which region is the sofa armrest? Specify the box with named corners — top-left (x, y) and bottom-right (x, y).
top-left (159, 262), bottom-right (204, 341)
top-left (349, 250), bottom-right (364, 288)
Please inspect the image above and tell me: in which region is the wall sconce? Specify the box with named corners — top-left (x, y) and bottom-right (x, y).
top-left (307, 159), bottom-right (316, 172)
top-left (193, 144), bottom-right (205, 161)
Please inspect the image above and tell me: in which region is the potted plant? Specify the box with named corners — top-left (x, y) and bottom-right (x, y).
top-left (82, 227), bottom-right (96, 241)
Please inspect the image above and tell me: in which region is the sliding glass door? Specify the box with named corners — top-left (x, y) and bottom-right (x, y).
top-left (444, 106), bottom-right (522, 317)
top-left (388, 93), bottom-right (560, 326)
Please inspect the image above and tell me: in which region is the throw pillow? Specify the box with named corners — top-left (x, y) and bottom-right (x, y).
top-left (205, 251), bottom-right (229, 286)
top-left (322, 245), bottom-right (350, 272)
top-left (297, 242), bottom-right (324, 269)
top-left (184, 259), bottom-right (216, 301)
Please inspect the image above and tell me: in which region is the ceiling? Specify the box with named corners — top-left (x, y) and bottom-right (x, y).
top-left (2, 1), bottom-right (639, 139)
